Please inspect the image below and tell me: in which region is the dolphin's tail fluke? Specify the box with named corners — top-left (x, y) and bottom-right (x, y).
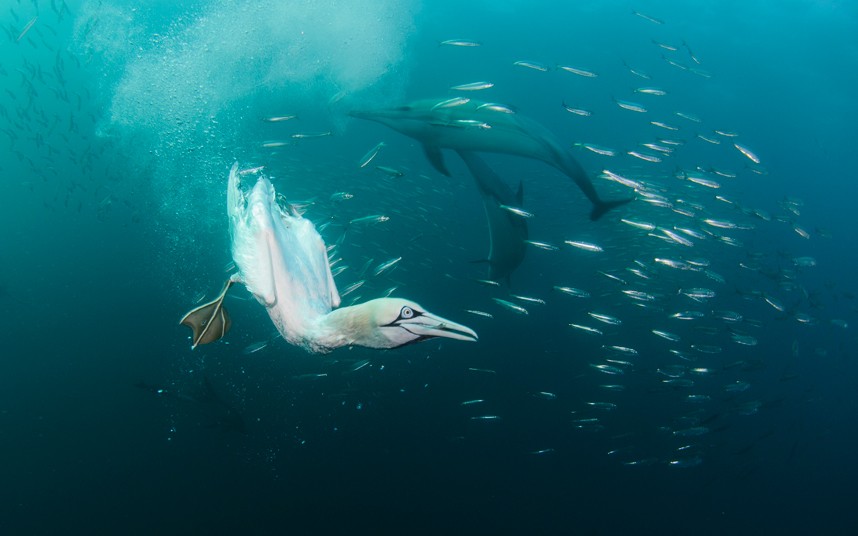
top-left (590, 197), bottom-right (634, 221)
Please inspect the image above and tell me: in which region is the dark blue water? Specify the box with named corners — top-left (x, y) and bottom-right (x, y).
top-left (2, 1), bottom-right (856, 534)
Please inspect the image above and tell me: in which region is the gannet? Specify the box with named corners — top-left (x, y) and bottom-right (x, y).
top-left (181, 163), bottom-right (477, 353)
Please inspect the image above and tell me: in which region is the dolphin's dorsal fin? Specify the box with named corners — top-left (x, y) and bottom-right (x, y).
top-left (180, 280), bottom-right (234, 349)
top-left (516, 181), bottom-right (524, 205)
top-left (423, 144), bottom-right (451, 176)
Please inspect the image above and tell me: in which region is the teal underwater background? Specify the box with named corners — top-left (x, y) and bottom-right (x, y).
top-left (1, 1), bottom-right (856, 534)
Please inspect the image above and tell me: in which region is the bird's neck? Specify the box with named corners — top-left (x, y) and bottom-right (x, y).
top-left (311, 301), bottom-right (383, 352)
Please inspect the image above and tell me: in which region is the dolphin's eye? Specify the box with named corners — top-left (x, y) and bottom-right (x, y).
top-left (400, 306), bottom-right (414, 319)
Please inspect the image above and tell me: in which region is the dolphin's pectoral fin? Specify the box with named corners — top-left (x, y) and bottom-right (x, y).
top-left (180, 280), bottom-right (235, 349)
top-left (423, 144), bottom-right (450, 176)
top-left (590, 197), bottom-right (635, 221)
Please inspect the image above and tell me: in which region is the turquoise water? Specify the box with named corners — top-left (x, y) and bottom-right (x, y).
top-left (2, 1), bottom-right (856, 534)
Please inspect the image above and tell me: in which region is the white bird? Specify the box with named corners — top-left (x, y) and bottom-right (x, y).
top-left (181, 163), bottom-right (477, 353)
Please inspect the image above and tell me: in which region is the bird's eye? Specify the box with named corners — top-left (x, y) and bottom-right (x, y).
top-left (400, 306), bottom-right (414, 319)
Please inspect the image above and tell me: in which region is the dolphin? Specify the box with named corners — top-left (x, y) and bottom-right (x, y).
top-left (457, 150), bottom-right (527, 283)
top-left (349, 98), bottom-right (633, 220)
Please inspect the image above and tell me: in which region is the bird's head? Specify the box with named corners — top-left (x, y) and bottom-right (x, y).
top-left (357, 298), bottom-right (478, 349)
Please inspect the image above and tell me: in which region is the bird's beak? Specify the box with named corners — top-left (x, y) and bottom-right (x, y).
top-left (398, 312), bottom-right (478, 342)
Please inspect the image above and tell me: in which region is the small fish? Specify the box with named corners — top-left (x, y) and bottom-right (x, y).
top-left (511, 294), bottom-right (546, 305)
top-left (675, 111), bottom-right (702, 123)
top-left (680, 288), bottom-right (716, 300)
top-left (470, 415), bottom-right (501, 420)
top-left (440, 39), bottom-right (481, 47)
top-left (373, 257), bottom-right (402, 277)
top-left (604, 345), bottom-right (638, 356)
top-left (763, 295), bottom-right (785, 312)
top-left (349, 359), bottom-right (371, 372)
top-left (652, 329), bottom-right (680, 342)
top-left (586, 402), bottom-right (617, 410)
top-left (702, 218), bottom-right (738, 229)
top-left (641, 143), bottom-right (673, 154)
top-left (686, 175), bottom-right (721, 189)
top-left (570, 323), bottom-right (604, 335)
top-left (432, 97), bottom-right (470, 110)
top-left (565, 240), bottom-right (604, 252)
top-left (243, 341), bottom-right (268, 354)
top-left (615, 100), bottom-right (647, 113)
top-left (468, 368), bottom-right (497, 374)
top-left (376, 165), bottom-right (405, 177)
top-left (602, 170), bottom-right (644, 190)
top-left (477, 102), bottom-right (516, 114)
top-left (475, 279), bottom-right (501, 287)
top-left (460, 399), bottom-right (485, 405)
top-left (558, 65), bottom-right (597, 77)
top-left (650, 121), bottom-right (678, 130)
top-left (660, 59), bottom-right (689, 75)
top-left (624, 63), bottom-right (652, 79)
top-left (627, 151), bottom-right (662, 163)
top-left (622, 290), bottom-right (656, 302)
top-left (358, 142), bottom-right (385, 168)
top-left (453, 119), bottom-right (492, 130)
top-left (670, 311), bottom-right (705, 320)
top-left (499, 205), bottom-right (534, 218)
top-left (450, 81), bottom-right (494, 91)
top-left (349, 215), bottom-right (389, 225)
top-left (330, 192), bottom-right (354, 201)
top-left (465, 310), bottom-right (494, 319)
top-left (292, 373), bottom-right (328, 380)
top-left (17, 16), bottom-right (37, 42)
top-left (562, 102), bottom-right (592, 116)
top-left (492, 298), bottom-right (529, 315)
top-left (660, 228), bottom-right (694, 247)
top-left (341, 280), bottom-right (365, 297)
top-left (633, 11), bottom-right (664, 24)
top-left (533, 391), bottom-right (557, 400)
top-left (291, 132), bottom-right (332, 139)
top-left (262, 141), bottom-right (289, 148)
top-left (554, 286), bottom-right (590, 298)
top-left (599, 271), bottom-right (628, 285)
top-left (513, 60), bottom-right (549, 72)
top-left (724, 381), bottom-right (750, 393)
top-left (590, 363), bottom-right (623, 375)
top-left (576, 143), bottom-right (615, 156)
top-left (731, 333), bottom-right (758, 346)
top-left (652, 40), bottom-right (679, 51)
top-left (620, 219), bottom-right (655, 231)
top-left (588, 312), bottom-right (622, 325)
top-left (635, 87), bottom-right (667, 96)
top-left (524, 240), bottom-right (559, 251)
top-left (264, 115), bottom-right (297, 122)
top-left (734, 143), bottom-right (761, 164)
